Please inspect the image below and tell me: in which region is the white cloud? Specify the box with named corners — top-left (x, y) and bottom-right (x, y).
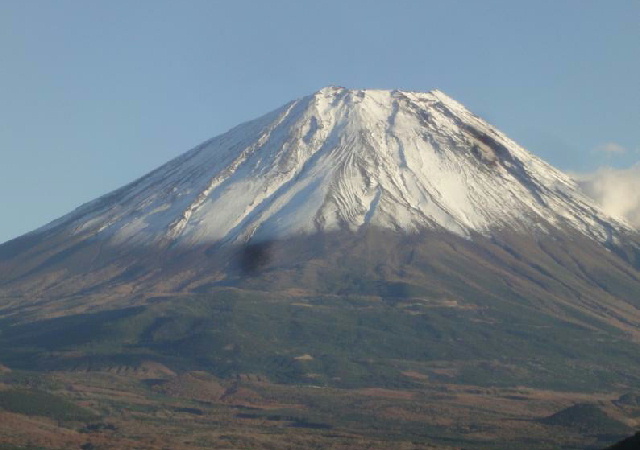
top-left (593, 142), bottom-right (627, 154)
top-left (573, 164), bottom-right (640, 228)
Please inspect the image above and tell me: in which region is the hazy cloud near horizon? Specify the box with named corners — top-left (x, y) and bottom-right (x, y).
top-left (592, 142), bottom-right (628, 155)
top-left (573, 164), bottom-right (640, 228)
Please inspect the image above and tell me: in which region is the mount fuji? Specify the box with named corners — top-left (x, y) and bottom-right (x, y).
top-left (1, 88), bottom-right (640, 392)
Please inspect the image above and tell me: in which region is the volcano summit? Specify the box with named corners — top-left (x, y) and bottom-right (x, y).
top-left (26, 86), bottom-right (632, 246)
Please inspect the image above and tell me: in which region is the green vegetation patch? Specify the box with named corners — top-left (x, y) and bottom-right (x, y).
top-left (0, 388), bottom-right (97, 421)
top-left (0, 444), bottom-right (46, 450)
top-left (2, 287), bottom-right (640, 391)
top-left (0, 446), bottom-right (46, 450)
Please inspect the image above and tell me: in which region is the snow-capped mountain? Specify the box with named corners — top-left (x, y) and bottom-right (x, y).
top-left (3, 87), bottom-right (640, 401)
top-left (37, 86), bottom-right (630, 249)
top-left (4, 85), bottom-right (640, 435)
top-left (2, 87), bottom-right (640, 318)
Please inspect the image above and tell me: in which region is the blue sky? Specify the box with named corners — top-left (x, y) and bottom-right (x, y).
top-left (1, 0), bottom-right (638, 243)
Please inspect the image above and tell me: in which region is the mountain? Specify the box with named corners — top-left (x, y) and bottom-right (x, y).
top-left (1, 87), bottom-right (640, 392)
top-left (12, 86), bottom-right (633, 245)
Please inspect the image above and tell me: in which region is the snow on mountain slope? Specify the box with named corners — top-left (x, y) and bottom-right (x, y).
top-left (39, 86), bottom-right (630, 247)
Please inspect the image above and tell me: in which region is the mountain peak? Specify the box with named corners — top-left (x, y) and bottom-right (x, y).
top-left (36, 87), bottom-right (629, 248)
top-left (312, 86), bottom-right (455, 104)
top-left (315, 85), bottom-right (348, 94)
